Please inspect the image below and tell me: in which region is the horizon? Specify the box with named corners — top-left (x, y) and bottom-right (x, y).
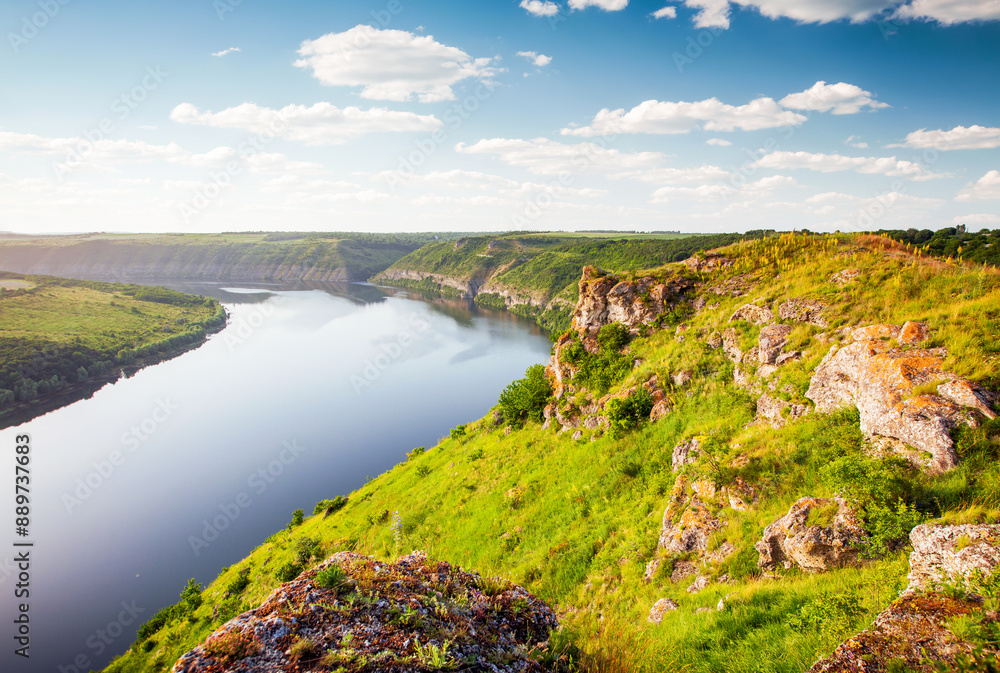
top-left (1, 0), bottom-right (998, 234)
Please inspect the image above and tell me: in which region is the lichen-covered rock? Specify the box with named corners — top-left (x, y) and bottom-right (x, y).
top-left (778, 298), bottom-right (828, 327)
top-left (729, 303), bottom-right (774, 326)
top-left (899, 320), bottom-right (931, 345)
top-left (758, 324), bottom-right (792, 365)
top-left (808, 523), bottom-right (1000, 672)
top-left (755, 497), bottom-right (868, 573)
top-left (648, 598), bottom-right (679, 624)
top-left (755, 393), bottom-right (809, 428)
top-left (172, 551), bottom-right (558, 673)
top-left (806, 323), bottom-right (996, 472)
top-left (907, 523), bottom-right (1000, 593)
top-left (721, 328), bottom-right (743, 364)
top-left (671, 438), bottom-right (700, 472)
top-left (686, 574), bottom-right (710, 594)
top-left (725, 477), bottom-right (758, 512)
top-left (659, 497), bottom-right (725, 554)
top-left (682, 253), bottom-right (732, 273)
top-left (830, 268), bottom-right (861, 286)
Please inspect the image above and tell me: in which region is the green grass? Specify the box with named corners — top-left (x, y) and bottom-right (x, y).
top-left (103, 233), bottom-right (1000, 673)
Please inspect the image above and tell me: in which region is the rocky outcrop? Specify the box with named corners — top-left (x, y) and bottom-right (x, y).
top-left (671, 438), bottom-right (700, 472)
top-left (778, 298), bottom-right (828, 328)
top-left (808, 524), bottom-right (1000, 672)
top-left (755, 393), bottom-right (809, 429)
top-left (830, 268), bottom-right (861, 286)
top-left (173, 551), bottom-right (557, 673)
top-left (907, 523), bottom-right (1000, 593)
top-left (806, 322), bottom-right (997, 472)
top-left (729, 303), bottom-right (773, 326)
top-left (572, 266), bottom-right (693, 350)
top-left (375, 269), bottom-right (480, 298)
top-left (755, 497), bottom-right (868, 573)
top-left (757, 324), bottom-right (792, 365)
top-left (682, 252), bottom-right (732, 273)
top-left (647, 598), bottom-right (679, 624)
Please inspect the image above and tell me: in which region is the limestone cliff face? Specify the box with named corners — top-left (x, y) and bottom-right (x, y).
top-left (371, 268), bottom-right (480, 297)
top-left (571, 266), bottom-right (693, 350)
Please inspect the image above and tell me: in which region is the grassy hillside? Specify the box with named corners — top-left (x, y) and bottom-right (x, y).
top-left (104, 233), bottom-right (1000, 673)
top-left (374, 232), bottom-right (771, 332)
top-left (0, 232), bottom-right (451, 282)
top-left (0, 273), bottom-right (225, 425)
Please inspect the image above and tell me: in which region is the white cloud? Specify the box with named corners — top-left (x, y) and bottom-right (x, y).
top-left (568, 0), bottom-right (630, 10)
top-left (733, 0), bottom-right (893, 24)
top-left (779, 81), bottom-right (889, 114)
top-left (294, 27), bottom-right (500, 103)
top-left (259, 177), bottom-right (392, 203)
top-left (212, 47), bottom-right (241, 57)
top-left (952, 213), bottom-right (1000, 226)
top-left (562, 96), bottom-right (806, 137)
top-left (650, 175), bottom-right (793, 203)
top-left (892, 125), bottom-right (1000, 150)
top-left (455, 137), bottom-right (664, 175)
top-left (678, 0), bottom-right (733, 28)
top-left (706, 138), bottom-right (732, 146)
top-left (520, 0), bottom-right (561, 16)
top-left (0, 130), bottom-right (224, 169)
top-left (517, 51), bottom-right (553, 67)
top-left (956, 170), bottom-right (1000, 201)
top-left (895, 0), bottom-right (1000, 24)
top-left (846, 135), bottom-right (869, 148)
top-left (627, 165), bottom-right (733, 184)
top-left (754, 150), bottom-right (946, 180)
top-left (652, 6), bottom-right (678, 18)
top-left (169, 102), bottom-right (441, 145)
top-left (243, 153), bottom-right (324, 174)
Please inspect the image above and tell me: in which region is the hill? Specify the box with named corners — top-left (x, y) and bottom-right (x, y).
top-left (0, 272), bottom-right (226, 427)
top-left (102, 233), bottom-right (1000, 673)
top-left (0, 232), bottom-right (449, 283)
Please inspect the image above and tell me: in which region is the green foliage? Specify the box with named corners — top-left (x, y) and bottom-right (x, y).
top-left (133, 578), bottom-right (203, 643)
top-left (314, 565), bottom-right (351, 595)
top-left (450, 424), bottom-right (467, 440)
top-left (288, 509), bottom-right (304, 529)
top-left (274, 562), bottom-right (302, 583)
top-left (225, 567), bottom-right (252, 596)
top-left (605, 387), bottom-right (654, 437)
top-left (314, 496), bottom-right (349, 516)
top-left (294, 536), bottom-right (321, 565)
top-left (497, 364), bottom-right (552, 427)
top-left (597, 322), bottom-right (630, 351)
top-left (561, 326), bottom-right (634, 394)
top-left (785, 590), bottom-right (866, 638)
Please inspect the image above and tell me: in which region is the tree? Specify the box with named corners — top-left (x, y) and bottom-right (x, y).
top-left (498, 364), bottom-right (552, 427)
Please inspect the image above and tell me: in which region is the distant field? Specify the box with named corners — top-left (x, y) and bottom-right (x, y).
top-left (0, 279), bottom-right (33, 290)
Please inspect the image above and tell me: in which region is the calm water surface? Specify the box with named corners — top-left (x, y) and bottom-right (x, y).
top-left (0, 283), bottom-right (551, 672)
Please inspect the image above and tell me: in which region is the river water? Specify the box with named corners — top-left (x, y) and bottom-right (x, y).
top-left (0, 283), bottom-right (551, 673)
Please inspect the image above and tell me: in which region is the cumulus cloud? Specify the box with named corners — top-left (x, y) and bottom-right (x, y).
top-left (754, 149), bottom-right (946, 180)
top-left (895, 0), bottom-right (1000, 24)
top-left (455, 137), bottom-right (664, 175)
top-left (892, 125), bottom-right (1000, 150)
top-left (650, 175), bottom-right (793, 203)
top-left (779, 81), bottom-right (889, 114)
top-left (652, 6), bottom-right (678, 18)
top-left (169, 102), bottom-right (442, 145)
top-left (672, 1), bottom-right (1000, 29)
top-left (956, 170), bottom-right (1000, 201)
top-left (294, 27), bottom-right (500, 102)
top-left (706, 138), bottom-right (733, 146)
top-left (626, 165), bottom-right (733, 184)
top-left (568, 0), bottom-right (630, 10)
top-left (0, 130), bottom-right (229, 170)
top-left (562, 96), bottom-right (806, 137)
top-left (846, 135), bottom-right (869, 148)
top-left (212, 47), bottom-right (240, 57)
top-left (952, 213), bottom-right (1000, 226)
top-left (520, 0), bottom-right (561, 16)
top-left (517, 51), bottom-right (553, 67)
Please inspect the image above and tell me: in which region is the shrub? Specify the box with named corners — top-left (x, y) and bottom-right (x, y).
top-left (497, 364), bottom-right (552, 427)
top-left (314, 496), bottom-right (348, 516)
top-left (314, 565), bottom-right (351, 595)
top-left (274, 562), bottom-right (302, 582)
top-left (204, 630), bottom-right (260, 664)
top-left (225, 566), bottom-right (252, 596)
top-left (605, 387), bottom-right (654, 437)
top-left (288, 509), bottom-right (304, 529)
top-left (450, 424), bottom-right (467, 439)
top-left (294, 536), bottom-right (321, 565)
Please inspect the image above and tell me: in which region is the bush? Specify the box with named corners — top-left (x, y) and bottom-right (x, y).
top-left (314, 496), bottom-right (348, 516)
top-left (314, 565), bottom-right (351, 595)
top-left (225, 567), bottom-right (251, 596)
top-left (274, 562), bottom-right (302, 583)
top-left (288, 509), bottom-right (304, 529)
top-left (497, 364), bottom-right (552, 427)
top-left (450, 424), bottom-right (467, 440)
top-left (294, 536), bottom-right (321, 565)
top-left (605, 387), bottom-right (654, 437)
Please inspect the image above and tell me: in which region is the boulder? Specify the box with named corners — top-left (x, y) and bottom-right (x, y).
top-left (659, 497), bottom-right (724, 554)
top-left (682, 253), bottom-right (732, 272)
top-left (721, 328), bottom-right (743, 364)
top-left (725, 477), bottom-right (758, 512)
top-left (806, 323), bottom-right (996, 472)
top-left (756, 393), bottom-right (809, 429)
top-left (729, 303), bottom-right (774, 326)
top-left (687, 574), bottom-right (710, 594)
top-left (755, 497), bottom-right (868, 573)
top-left (671, 438), bottom-right (700, 472)
top-left (758, 324), bottom-right (792, 365)
top-left (830, 268), bottom-right (861, 286)
top-left (172, 551), bottom-right (558, 673)
top-left (647, 598), bottom-right (679, 624)
top-left (778, 298), bottom-right (828, 328)
top-left (906, 523), bottom-right (1000, 593)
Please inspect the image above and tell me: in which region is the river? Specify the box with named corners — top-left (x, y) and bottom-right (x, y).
top-left (0, 282), bottom-right (552, 672)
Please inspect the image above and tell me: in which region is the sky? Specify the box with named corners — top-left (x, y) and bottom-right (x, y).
top-left (0, 0), bottom-right (998, 235)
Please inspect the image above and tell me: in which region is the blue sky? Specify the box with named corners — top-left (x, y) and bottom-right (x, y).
top-left (1, 0), bottom-right (998, 234)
